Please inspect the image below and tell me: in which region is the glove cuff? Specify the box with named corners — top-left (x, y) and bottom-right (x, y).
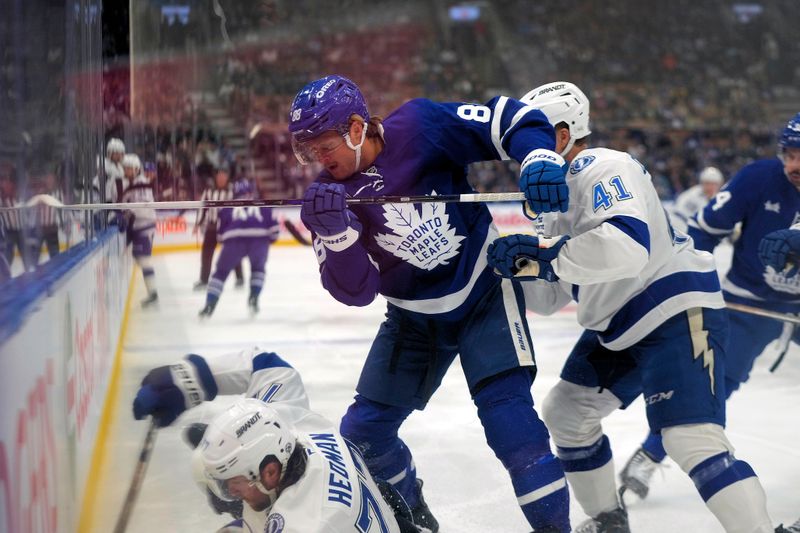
top-left (319, 225), bottom-right (360, 252)
top-left (169, 360), bottom-right (210, 410)
top-left (520, 149), bottom-right (565, 172)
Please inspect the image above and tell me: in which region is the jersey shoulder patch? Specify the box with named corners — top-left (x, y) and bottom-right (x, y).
top-left (266, 512), bottom-right (285, 533)
top-left (569, 154), bottom-right (596, 174)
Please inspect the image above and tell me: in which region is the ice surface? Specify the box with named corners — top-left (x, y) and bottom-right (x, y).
top-left (91, 246), bottom-right (800, 532)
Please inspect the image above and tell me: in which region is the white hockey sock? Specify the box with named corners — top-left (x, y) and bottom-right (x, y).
top-left (565, 459), bottom-right (619, 517)
top-left (706, 477), bottom-right (772, 533)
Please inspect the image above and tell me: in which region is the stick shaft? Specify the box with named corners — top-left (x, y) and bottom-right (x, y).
top-left (113, 419), bottom-right (158, 533)
top-left (726, 302), bottom-right (800, 325)
top-left (41, 192), bottom-right (527, 211)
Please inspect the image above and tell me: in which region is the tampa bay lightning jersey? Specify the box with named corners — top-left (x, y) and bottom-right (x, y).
top-left (312, 97), bottom-right (555, 320)
top-left (217, 205), bottom-right (279, 242)
top-left (689, 158), bottom-right (800, 311)
top-left (121, 174), bottom-right (156, 231)
top-left (523, 148), bottom-right (724, 350)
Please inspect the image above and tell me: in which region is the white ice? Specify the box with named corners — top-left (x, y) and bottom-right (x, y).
top-left (91, 246), bottom-right (800, 532)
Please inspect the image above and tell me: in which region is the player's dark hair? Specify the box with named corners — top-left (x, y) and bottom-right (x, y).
top-left (277, 443), bottom-right (308, 493)
top-left (351, 114), bottom-right (384, 140)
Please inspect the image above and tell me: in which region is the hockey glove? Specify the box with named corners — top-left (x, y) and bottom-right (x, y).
top-left (132, 357), bottom-right (214, 427)
top-left (519, 149), bottom-right (569, 214)
top-left (487, 234), bottom-right (569, 282)
top-left (301, 182), bottom-right (362, 251)
top-left (758, 228), bottom-right (800, 277)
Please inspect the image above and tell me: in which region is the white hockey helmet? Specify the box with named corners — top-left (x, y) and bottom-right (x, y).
top-left (521, 81), bottom-right (591, 157)
top-left (200, 399), bottom-right (296, 502)
top-left (699, 166), bottom-right (724, 184)
top-left (122, 154), bottom-right (141, 173)
top-left (106, 138), bottom-right (126, 156)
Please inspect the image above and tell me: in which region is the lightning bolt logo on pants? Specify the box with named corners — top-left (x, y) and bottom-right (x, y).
top-left (688, 308), bottom-right (715, 395)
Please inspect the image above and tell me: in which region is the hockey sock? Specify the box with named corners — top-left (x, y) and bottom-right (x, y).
top-left (207, 276), bottom-right (225, 298)
top-left (641, 431), bottom-right (667, 462)
top-left (690, 453), bottom-right (772, 532)
top-left (138, 256), bottom-right (157, 295)
top-left (204, 293), bottom-right (219, 309)
top-left (340, 396), bottom-right (419, 507)
top-left (474, 369), bottom-right (570, 532)
top-left (557, 435), bottom-right (619, 517)
top-left (251, 270), bottom-right (265, 297)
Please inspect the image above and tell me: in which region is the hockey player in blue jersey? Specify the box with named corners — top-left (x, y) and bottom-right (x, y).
top-left (199, 179), bottom-right (279, 318)
top-left (488, 81), bottom-right (778, 532)
top-left (289, 75), bottom-right (571, 532)
top-left (618, 113), bottom-right (800, 509)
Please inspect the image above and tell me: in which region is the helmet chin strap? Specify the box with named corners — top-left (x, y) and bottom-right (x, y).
top-left (345, 122), bottom-right (369, 172)
top-left (254, 479), bottom-right (278, 509)
top-left (560, 130), bottom-right (576, 158)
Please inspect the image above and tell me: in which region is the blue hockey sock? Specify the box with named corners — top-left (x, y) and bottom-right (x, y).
top-left (641, 431), bottom-right (667, 462)
top-left (474, 369), bottom-right (570, 532)
top-left (340, 396), bottom-right (420, 507)
top-left (204, 293), bottom-right (219, 308)
top-left (689, 452), bottom-right (757, 502)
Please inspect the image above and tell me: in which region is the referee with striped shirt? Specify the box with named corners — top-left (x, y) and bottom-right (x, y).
top-left (1, 165), bottom-right (31, 273)
top-left (27, 172), bottom-right (63, 266)
top-left (193, 166), bottom-right (243, 290)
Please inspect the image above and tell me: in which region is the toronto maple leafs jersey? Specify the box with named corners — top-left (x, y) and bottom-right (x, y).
top-left (524, 148), bottom-right (725, 350)
top-left (217, 205), bottom-right (279, 242)
top-left (312, 97), bottom-right (555, 320)
top-left (689, 158), bottom-right (800, 311)
top-left (121, 174), bottom-right (156, 231)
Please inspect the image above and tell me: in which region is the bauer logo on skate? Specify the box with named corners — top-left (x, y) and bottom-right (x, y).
top-left (235, 411), bottom-right (262, 438)
top-left (375, 195), bottom-right (465, 271)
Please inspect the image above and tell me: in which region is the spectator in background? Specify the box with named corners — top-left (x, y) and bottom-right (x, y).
top-left (669, 166), bottom-right (724, 233)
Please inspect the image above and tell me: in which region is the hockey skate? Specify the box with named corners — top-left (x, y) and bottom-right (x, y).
top-left (619, 446), bottom-right (660, 500)
top-left (776, 518), bottom-right (800, 533)
top-left (235, 277), bottom-right (245, 288)
top-left (198, 300), bottom-right (217, 318)
top-left (141, 292), bottom-right (158, 308)
top-left (193, 280), bottom-right (207, 291)
top-left (410, 479), bottom-right (439, 533)
top-left (248, 294), bottom-right (259, 316)
top-left (575, 507), bottom-right (630, 533)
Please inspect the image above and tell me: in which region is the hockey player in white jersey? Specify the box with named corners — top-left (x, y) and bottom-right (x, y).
top-left (199, 398), bottom-right (416, 533)
top-left (132, 348), bottom-right (424, 533)
top-left (488, 81), bottom-right (777, 532)
top-left (669, 166), bottom-right (724, 233)
top-left (121, 154), bottom-right (159, 307)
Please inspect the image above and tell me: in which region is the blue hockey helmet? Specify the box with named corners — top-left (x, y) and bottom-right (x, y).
top-left (778, 112), bottom-right (800, 152)
top-left (288, 75), bottom-right (369, 165)
top-left (233, 179), bottom-right (254, 199)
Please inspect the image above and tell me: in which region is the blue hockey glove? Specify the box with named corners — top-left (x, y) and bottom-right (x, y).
top-left (487, 234), bottom-right (569, 282)
top-left (301, 182), bottom-right (356, 236)
top-left (519, 149), bottom-right (569, 214)
top-left (758, 228), bottom-right (800, 277)
top-left (132, 358), bottom-right (213, 427)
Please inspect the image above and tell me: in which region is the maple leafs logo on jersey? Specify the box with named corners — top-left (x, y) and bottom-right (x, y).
top-left (375, 192), bottom-right (465, 270)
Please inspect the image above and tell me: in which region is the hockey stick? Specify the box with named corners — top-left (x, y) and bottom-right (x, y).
top-left (725, 302), bottom-right (800, 325)
top-left (1, 191), bottom-right (527, 212)
top-left (113, 418), bottom-right (158, 533)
